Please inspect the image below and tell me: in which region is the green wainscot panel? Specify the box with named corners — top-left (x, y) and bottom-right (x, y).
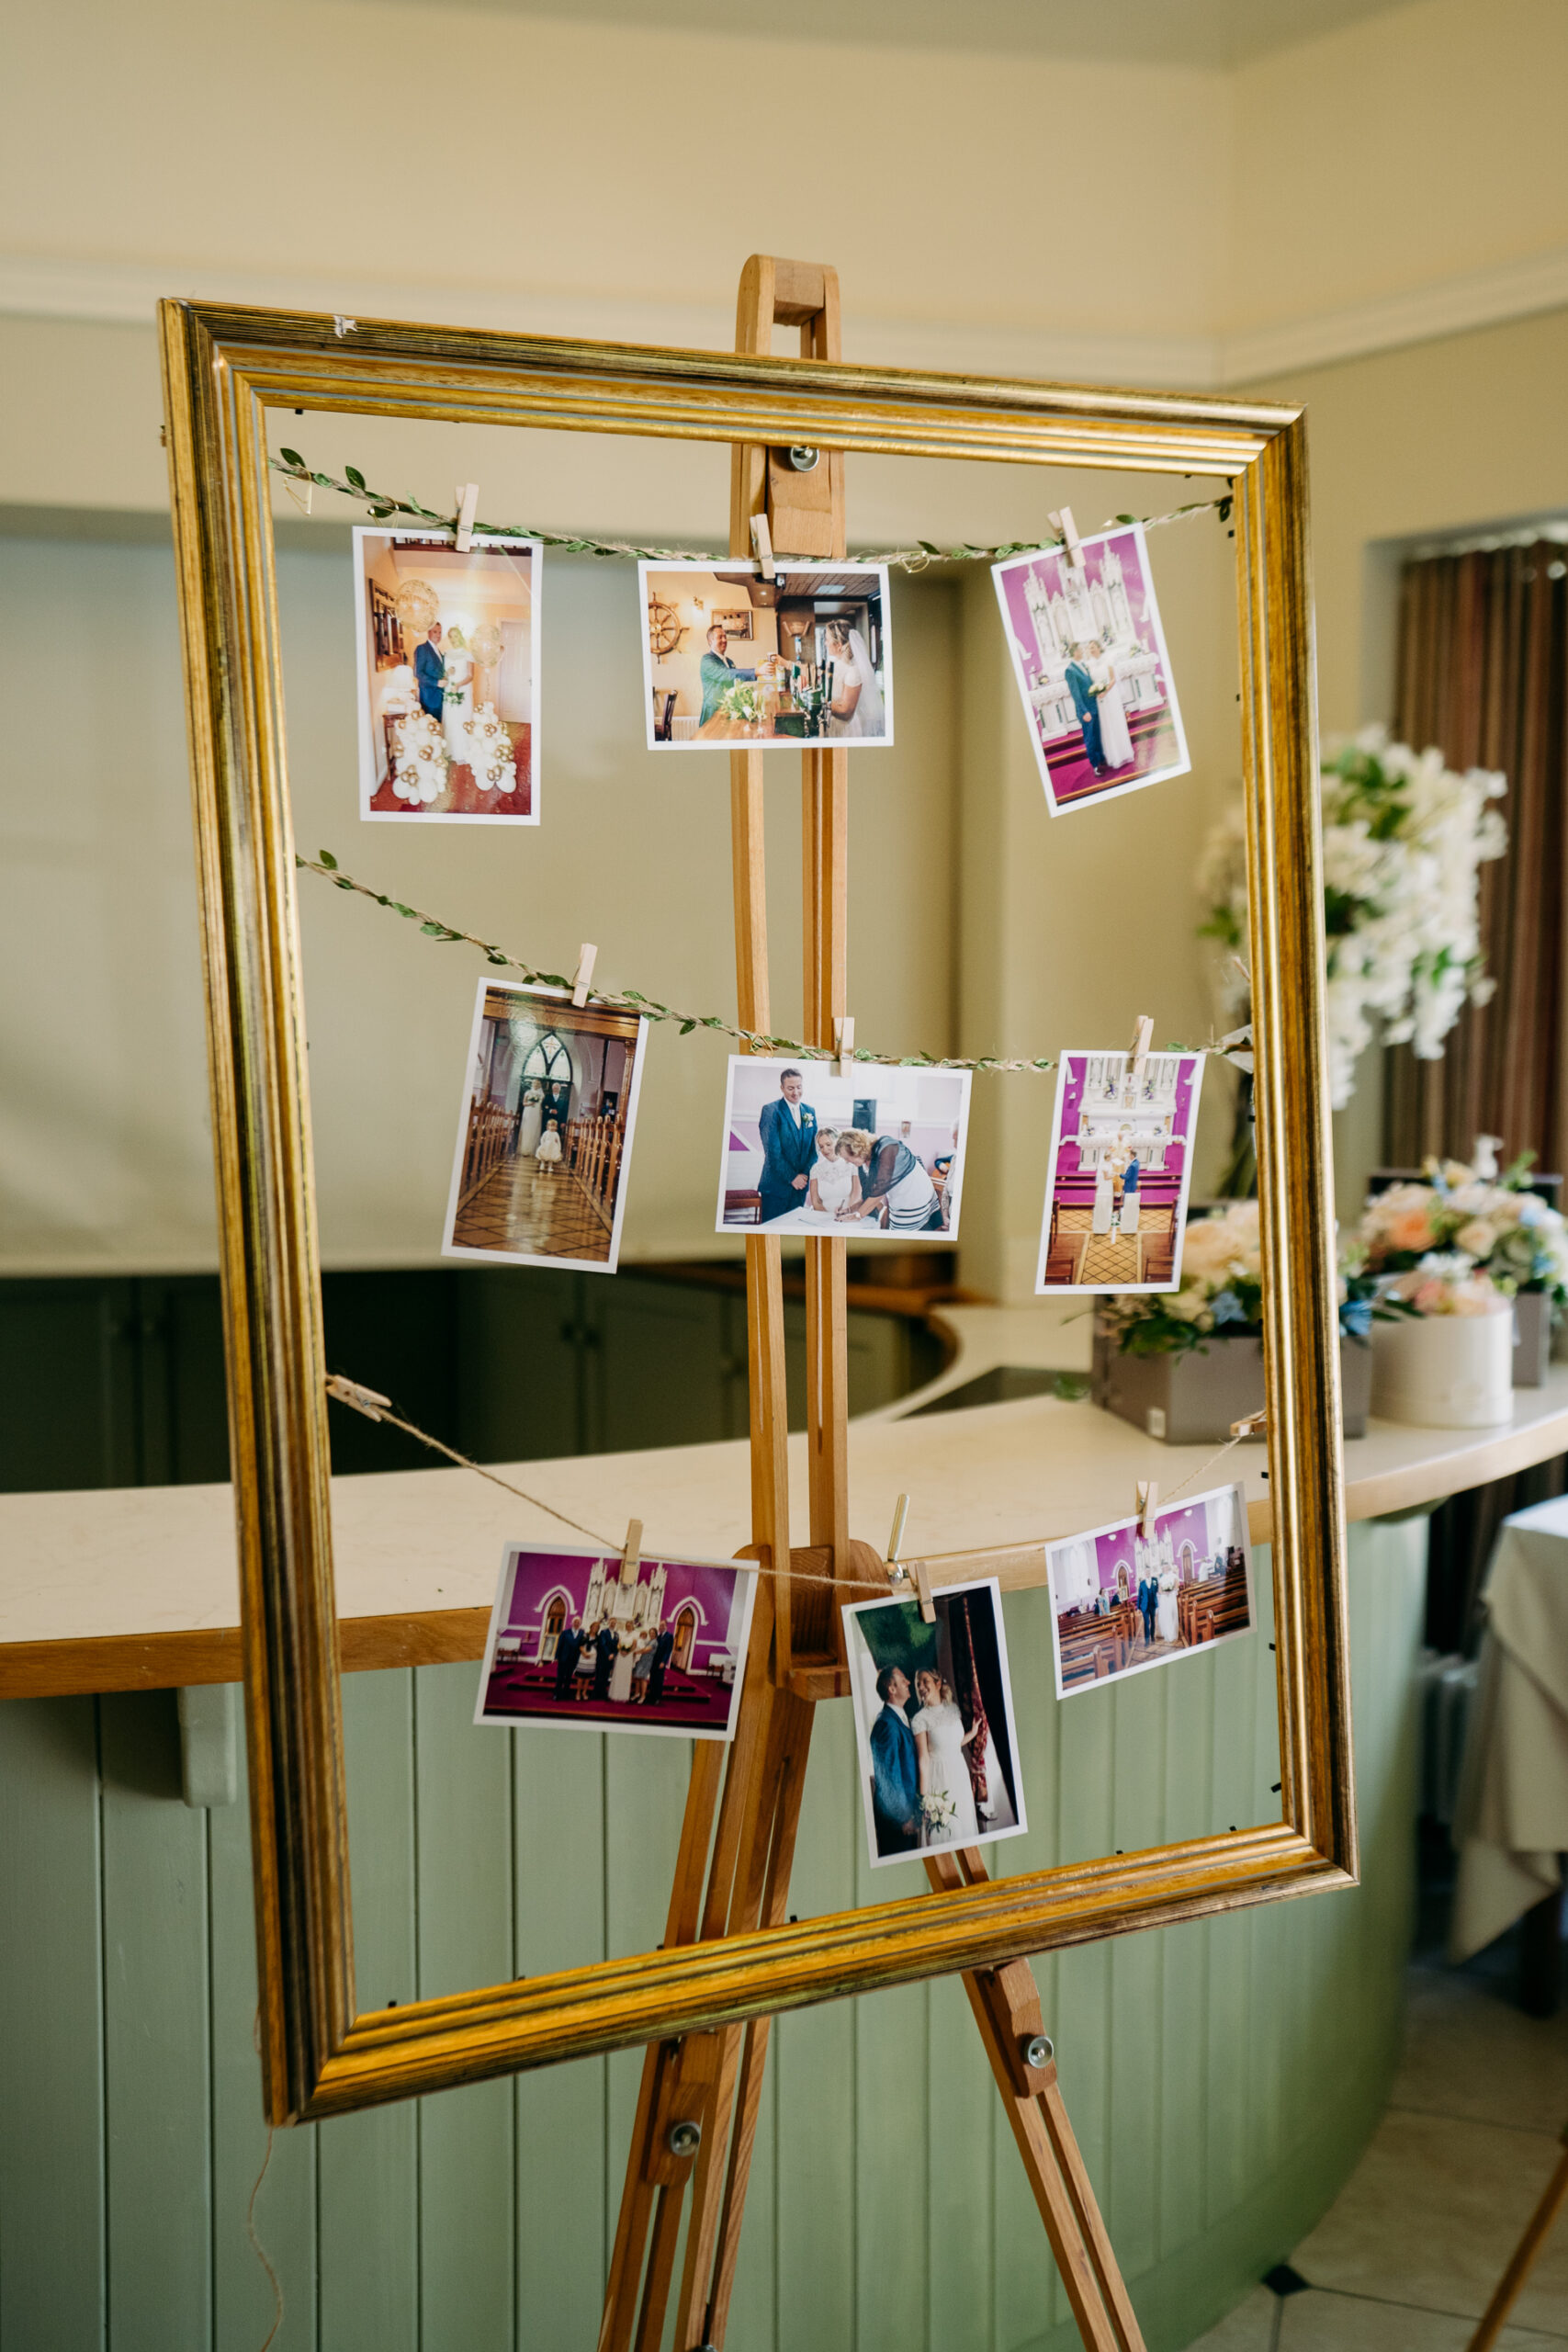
top-left (0, 1520), bottom-right (1426, 2349)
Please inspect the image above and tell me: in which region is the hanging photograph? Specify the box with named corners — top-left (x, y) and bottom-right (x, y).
top-left (441, 981), bottom-right (647, 1273)
top-left (714, 1054), bottom-right (971, 1238)
top-left (638, 559), bottom-right (893, 747)
top-left (1044, 1482), bottom-right (1255, 1699)
top-left (843, 1577), bottom-right (1027, 1868)
top-left (475, 1543), bottom-right (758, 1740)
top-left (354, 527), bottom-right (540, 823)
top-left (992, 522), bottom-right (1188, 816)
top-left (1035, 1048), bottom-right (1205, 1294)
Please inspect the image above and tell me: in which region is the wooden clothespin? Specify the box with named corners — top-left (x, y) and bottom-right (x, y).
top-left (1048, 504), bottom-right (1085, 569)
top-left (886, 1493), bottom-right (935, 1623)
top-left (619, 1518), bottom-right (643, 1584)
top-left (750, 511), bottom-right (780, 582)
top-left (325, 1373), bottom-right (391, 1422)
top-left (1128, 1013), bottom-right (1154, 1081)
top-left (455, 482), bottom-right (479, 554)
top-left (571, 943), bottom-right (598, 1007)
top-left (835, 1014), bottom-right (855, 1080)
top-left (1229, 1409), bottom-right (1268, 1440)
top-left (1135, 1479), bottom-right (1159, 1540)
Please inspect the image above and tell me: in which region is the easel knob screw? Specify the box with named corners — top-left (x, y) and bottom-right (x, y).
top-left (667, 2120), bottom-right (702, 2158)
top-left (787, 445), bottom-right (819, 471)
top-left (1023, 2034), bottom-right (1054, 2070)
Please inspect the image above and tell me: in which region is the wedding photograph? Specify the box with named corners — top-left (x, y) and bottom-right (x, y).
top-left (354, 527), bottom-right (541, 823)
top-left (992, 523), bottom-right (1188, 816)
top-left (1035, 1048), bottom-right (1205, 1294)
top-left (638, 560), bottom-right (893, 748)
top-left (843, 1576), bottom-right (1027, 1868)
top-left (475, 1543), bottom-right (757, 1739)
top-left (1044, 1483), bottom-right (1255, 1699)
top-left (441, 981), bottom-right (647, 1273)
top-left (714, 1055), bottom-right (971, 1238)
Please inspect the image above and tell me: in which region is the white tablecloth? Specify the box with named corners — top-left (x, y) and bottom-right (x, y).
top-left (1450, 1493), bottom-right (1568, 1959)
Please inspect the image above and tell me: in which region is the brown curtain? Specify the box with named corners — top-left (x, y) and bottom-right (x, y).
top-left (1384, 542), bottom-right (1568, 1652)
top-left (1384, 540), bottom-right (1568, 1170)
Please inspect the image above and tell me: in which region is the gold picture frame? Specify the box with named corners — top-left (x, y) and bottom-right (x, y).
top-left (159, 294), bottom-right (1347, 2126)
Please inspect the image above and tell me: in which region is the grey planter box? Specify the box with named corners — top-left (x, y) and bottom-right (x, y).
top-left (1513, 1290), bottom-right (1552, 1387)
top-left (1092, 1322), bottom-right (1371, 1442)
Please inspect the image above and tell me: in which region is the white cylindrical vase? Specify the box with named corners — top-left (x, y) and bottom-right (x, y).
top-left (1371, 1308), bottom-right (1515, 1429)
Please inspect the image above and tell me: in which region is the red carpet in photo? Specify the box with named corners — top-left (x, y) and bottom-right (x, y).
top-left (1045, 708), bottom-right (1179, 808)
top-left (480, 1657), bottom-right (733, 1733)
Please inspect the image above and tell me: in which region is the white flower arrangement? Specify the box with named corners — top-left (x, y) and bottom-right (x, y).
top-left (1354, 1158), bottom-right (1568, 1312)
top-left (1197, 728), bottom-right (1507, 1109)
top-left (390, 710), bottom-right (448, 805)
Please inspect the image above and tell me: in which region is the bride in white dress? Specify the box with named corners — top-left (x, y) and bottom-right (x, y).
top-left (441, 625), bottom-right (475, 766)
top-left (1087, 638), bottom-right (1134, 771)
top-left (517, 1080), bottom-right (545, 1160)
top-left (824, 620), bottom-right (886, 741)
top-left (1156, 1566), bottom-right (1180, 1645)
top-left (910, 1668), bottom-right (980, 1848)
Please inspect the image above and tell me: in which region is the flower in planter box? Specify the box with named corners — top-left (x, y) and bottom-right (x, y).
top-left (1355, 1156), bottom-right (1568, 1311)
top-left (1385, 1252), bottom-right (1506, 1317)
top-left (1103, 1199), bottom-right (1405, 1359)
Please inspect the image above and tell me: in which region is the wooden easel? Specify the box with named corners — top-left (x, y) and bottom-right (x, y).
top-left (597, 256), bottom-right (1145, 2352)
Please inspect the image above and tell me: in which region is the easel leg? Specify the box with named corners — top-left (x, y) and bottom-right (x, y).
top-left (1467, 2124), bottom-right (1568, 2351)
top-left (929, 1848), bottom-right (1146, 2352)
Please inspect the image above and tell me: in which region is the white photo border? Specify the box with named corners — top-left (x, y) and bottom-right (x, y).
top-left (473, 1542), bottom-right (759, 1742)
top-left (637, 557), bottom-right (895, 752)
top-left (1043, 1480), bottom-right (1257, 1702)
top-left (1033, 1047), bottom-right (1206, 1296)
top-left (440, 977), bottom-right (648, 1274)
top-left (991, 520), bottom-right (1190, 819)
top-left (842, 1575), bottom-right (1030, 1871)
top-left (353, 526), bottom-right (543, 827)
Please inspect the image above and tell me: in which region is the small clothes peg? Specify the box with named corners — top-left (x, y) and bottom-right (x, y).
top-left (1048, 505), bottom-right (1085, 569)
top-left (1128, 1014), bottom-right (1154, 1080)
top-left (750, 511), bottom-right (780, 581)
top-left (572, 944), bottom-right (598, 1008)
top-left (835, 1014), bottom-right (855, 1080)
top-left (325, 1374), bottom-right (391, 1421)
top-left (1135, 1479), bottom-right (1159, 1540)
top-left (455, 481), bottom-right (479, 554)
top-left (910, 1557), bottom-right (936, 1625)
top-left (1229, 1409), bottom-right (1268, 1440)
top-left (620, 1519), bottom-right (643, 1583)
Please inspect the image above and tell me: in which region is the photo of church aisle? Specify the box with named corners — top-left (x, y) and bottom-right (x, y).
top-left (1045, 1483), bottom-right (1254, 1698)
top-left (442, 984), bottom-right (647, 1272)
top-left (1037, 1048), bottom-right (1204, 1295)
top-left (475, 1544), bottom-right (756, 1739)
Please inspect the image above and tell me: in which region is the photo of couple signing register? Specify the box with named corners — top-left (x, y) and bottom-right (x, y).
top-left (717, 1058), bottom-right (971, 1239)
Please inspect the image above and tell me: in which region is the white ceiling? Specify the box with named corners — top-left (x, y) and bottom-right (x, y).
top-left (384, 0), bottom-right (1412, 66)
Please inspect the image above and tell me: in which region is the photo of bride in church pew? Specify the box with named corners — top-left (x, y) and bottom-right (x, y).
top-left (992, 521), bottom-right (1188, 817)
top-left (441, 980), bottom-right (647, 1272)
top-left (355, 527), bottom-right (541, 823)
top-left (1035, 1048), bottom-right (1205, 1295)
top-left (1045, 1483), bottom-right (1254, 1699)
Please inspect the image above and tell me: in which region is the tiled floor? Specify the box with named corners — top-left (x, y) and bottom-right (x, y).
top-left (1187, 1957), bottom-right (1568, 2348)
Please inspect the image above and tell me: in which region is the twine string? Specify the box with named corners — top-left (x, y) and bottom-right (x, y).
top-left (246, 2007), bottom-right (284, 2352)
top-left (268, 457), bottom-right (1233, 573)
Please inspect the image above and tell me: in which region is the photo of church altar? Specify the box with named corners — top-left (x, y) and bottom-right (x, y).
top-left (354, 528), bottom-right (540, 822)
top-left (992, 522), bottom-right (1188, 815)
top-left (441, 981), bottom-right (647, 1273)
top-left (1035, 1048), bottom-right (1205, 1294)
top-left (475, 1544), bottom-right (757, 1739)
top-left (1045, 1482), bottom-right (1254, 1698)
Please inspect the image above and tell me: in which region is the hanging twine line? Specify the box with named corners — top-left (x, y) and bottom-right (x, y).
top-left (324, 1376), bottom-right (1266, 1594)
top-left (298, 854), bottom-right (1252, 1078)
top-left (270, 453), bottom-right (1233, 572)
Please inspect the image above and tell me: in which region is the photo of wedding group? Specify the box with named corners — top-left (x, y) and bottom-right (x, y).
top-left (639, 560), bottom-right (893, 748)
top-left (1044, 1483), bottom-right (1255, 1699)
top-left (475, 1543), bottom-right (757, 1739)
top-left (844, 1577), bottom-right (1027, 1868)
top-left (992, 523), bottom-right (1188, 816)
top-left (442, 980), bottom-right (647, 1273)
top-left (1036, 1048), bottom-right (1205, 1295)
top-left (714, 1055), bottom-right (970, 1238)
top-left (355, 528), bottom-right (540, 823)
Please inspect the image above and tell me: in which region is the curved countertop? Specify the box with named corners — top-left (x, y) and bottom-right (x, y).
top-left (3, 1301), bottom-right (1565, 1697)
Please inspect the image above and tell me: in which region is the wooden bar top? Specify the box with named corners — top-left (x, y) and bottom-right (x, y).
top-left (4, 1306), bottom-right (1566, 1698)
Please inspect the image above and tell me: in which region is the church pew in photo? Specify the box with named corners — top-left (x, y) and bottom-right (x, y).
top-left (1177, 1567), bottom-right (1252, 1648)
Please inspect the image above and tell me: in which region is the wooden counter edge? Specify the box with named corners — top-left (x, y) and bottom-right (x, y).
top-left (0, 1607), bottom-right (493, 1700)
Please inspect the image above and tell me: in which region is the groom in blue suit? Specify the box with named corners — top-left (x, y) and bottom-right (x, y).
top-left (414, 624), bottom-right (446, 720)
top-left (756, 1068), bottom-right (818, 1224)
top-left (869, 1665), bottom-right (919, 1855)
top-left (1064, 641), bottom-right (1105, 774)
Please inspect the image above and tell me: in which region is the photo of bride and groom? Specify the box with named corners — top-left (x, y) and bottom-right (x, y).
top-left (355, 528), bottom-right (541, 824)
top-left (992, 521), bottom-right (1189, 818)
top-left (639, 560), bottom-right (893, 749)
top-left (845, 1577), bottom-right (1027, 1869)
